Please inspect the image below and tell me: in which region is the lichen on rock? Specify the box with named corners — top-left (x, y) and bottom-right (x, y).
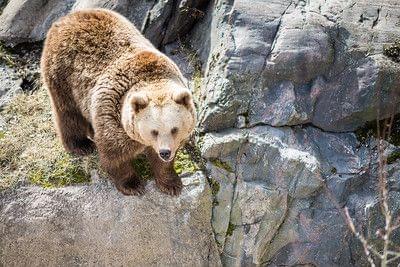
top-left (174, 147), bottom-right (200, 175)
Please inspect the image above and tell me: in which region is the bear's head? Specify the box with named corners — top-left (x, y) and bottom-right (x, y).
top-left (122, 80), bottom-right (196, 162)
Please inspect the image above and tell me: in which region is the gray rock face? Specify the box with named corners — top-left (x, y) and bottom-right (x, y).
top-left (189, 1), bottom-right (400, 264)
top-left (0, 64), bottom-right (20, 131)
top-left (0, 0), bottom-right (209, 46)
top-left (201, 126), bottom-right (399, 266)
top-left (0, 173), bottom-right (221, 266)
top-left (0, 65), bottom-right (21, 109)
top-left (0, 0), bottom-right (75, 43)
top-left (197, 0), bottom-right (400, 132)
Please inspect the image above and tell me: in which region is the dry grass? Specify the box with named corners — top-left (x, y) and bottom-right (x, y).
top-left (0, 43), bottom-right (16, 67)
top-left (0, 87), bottom-right (97, 189)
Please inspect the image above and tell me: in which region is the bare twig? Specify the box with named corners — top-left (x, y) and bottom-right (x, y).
top-left (344, 207), bottom-right (377, 266)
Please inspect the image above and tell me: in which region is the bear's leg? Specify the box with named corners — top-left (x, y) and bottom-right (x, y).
top-left (54, 109), bottom-right (95, 156)
top-left (146, 149), bottom-right (182, 196)
top-left (46, 79), bottom-right (95, 156)
top-left (100, 155), bottom-right (145, 196)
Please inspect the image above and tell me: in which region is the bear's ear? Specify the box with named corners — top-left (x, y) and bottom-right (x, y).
top-left (172, 88), bottom-right (193, 110)
top-left (130, 92), bottom-right (149, 113)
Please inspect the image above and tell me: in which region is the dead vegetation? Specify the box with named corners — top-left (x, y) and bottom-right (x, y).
top-left (0, 87), bottom-right (97, 189)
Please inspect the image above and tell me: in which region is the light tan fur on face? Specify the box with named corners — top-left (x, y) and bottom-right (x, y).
top-left (122, 81), bottom-right (195, 161)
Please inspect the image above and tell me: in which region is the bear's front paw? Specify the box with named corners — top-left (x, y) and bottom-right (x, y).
top-left (115, 179), bottom-right (145, 196)
top-left (156, 178), bottom-right (183, 196)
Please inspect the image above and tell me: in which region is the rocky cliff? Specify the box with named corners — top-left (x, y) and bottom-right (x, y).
top-left (1, 0), bottom-right (400, 266)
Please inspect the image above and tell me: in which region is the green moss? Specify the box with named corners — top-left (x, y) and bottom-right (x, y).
top-left (383, 40), bottom-right (400, 62)
top-left (209, 177), bottom-right (220, 206)
top-left (0, 88), bottom-right (97, 190)
top-left (28, 154), bottom-right (90, 188)
top-left (192, 68), bottom-right (203, 102)
top-left (0, 42), bottom-right (16, 67)
top-left (388, 119), bottom-right (400, 146)
top-left (355, 120), bottom-right (376, 144)
top-left (212, 199), bottom-right (219, 206)
top-left (129, 144), bottom-right (201, 180)
top-left (355, 116), bottom-right (400, 146)
top-left (387, 151), bottom-right (400, 164)
top-left (209, 177), bottom-right (220, 196)
top-left (132, 155), bottom-right (152, 180)
top-left (0, 131), bottom-right (5, 139)
top-left (210, 158), bottom-right (233, 173)
top-left (226, 222), bottom-right (235, 236)
top-left (174, 147), bottom-right (200, 175)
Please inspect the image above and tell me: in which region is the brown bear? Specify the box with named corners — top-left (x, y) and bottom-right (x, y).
top-left (40, 8), bottom-right (196, 196)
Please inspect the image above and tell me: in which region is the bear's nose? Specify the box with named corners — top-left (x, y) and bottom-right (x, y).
top-left (159, 149), bottom-right (171, 160)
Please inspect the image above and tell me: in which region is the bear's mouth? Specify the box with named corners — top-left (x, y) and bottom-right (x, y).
top-left (159, 157), bottom-right (174, 163)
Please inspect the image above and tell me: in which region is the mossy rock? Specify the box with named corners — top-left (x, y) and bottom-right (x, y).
top-left (174, 147), bottom-right (200, 175)
top-left (210, 158), bottom-right (233, 173)
top-left (383, 40), bottom-right (400, 63)
top-left (129, 146), bottom-right (200, 180)
top-left (226, 222), bottom-right (235, 237)
top-left (28, 154), bottom-right (91, 188)
top-left (355, 115), bottom-right (400, 146)
top-left (208, 177), bottom-right (220, 196)
top-left (387, 151), bottom-right (400, 165)
top-left (0, 41), bottom-right (17, 67)
top-left (131, 155), bottom-right (152, 180)
top-left (208, 177), bottom-right (220, 206)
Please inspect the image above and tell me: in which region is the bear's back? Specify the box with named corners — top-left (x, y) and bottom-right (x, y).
top-left (41, 9), bottom-right (154, 102)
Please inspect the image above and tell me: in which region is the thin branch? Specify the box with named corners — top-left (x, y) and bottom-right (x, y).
top-left (344, 207), bottom-right (377, 266)
top-left (386, 254), bottom-right (400, 264)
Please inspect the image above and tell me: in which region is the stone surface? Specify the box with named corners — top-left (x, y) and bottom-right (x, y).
top-left (0, 65), bottom-right (21, 109)
top-left (0, 0), bottom-right (209, 46)
top-left (0, 172), bottom-right (221, 266)
top-left (196, 0), bottom-right (400, 132)
top-left (189, 2), bottom-right (400, 264)
top-left (202, 126), bottom-right (400, 266)
top-left (0, 0), bottom-right (75, 44)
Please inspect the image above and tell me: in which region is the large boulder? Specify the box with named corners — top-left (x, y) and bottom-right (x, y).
top-left (187, 0), bottom-right (400, 264)
top-left (201, 125), bottom-right (399, 266)
top-left (0, 0), bottom-right (75, 44)
top-left (0, 0), bottom-right (209, 46)
top-left (195, 0), bottom-right (400, 132)
top-left (0, 172), bottom-right (221, 266)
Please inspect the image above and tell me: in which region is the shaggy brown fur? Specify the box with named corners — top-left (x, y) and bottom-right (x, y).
top-left (41, 9), bottom-right (195, 196)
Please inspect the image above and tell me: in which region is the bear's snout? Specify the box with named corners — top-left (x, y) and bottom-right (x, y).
top-left (159, 149), bottom-right (171, 161)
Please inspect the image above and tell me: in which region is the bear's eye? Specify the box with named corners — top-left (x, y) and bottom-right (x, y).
top-left (151, 130), bottom-right (159, 137)
top-left (171, 127), bottom-right (178, 135)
